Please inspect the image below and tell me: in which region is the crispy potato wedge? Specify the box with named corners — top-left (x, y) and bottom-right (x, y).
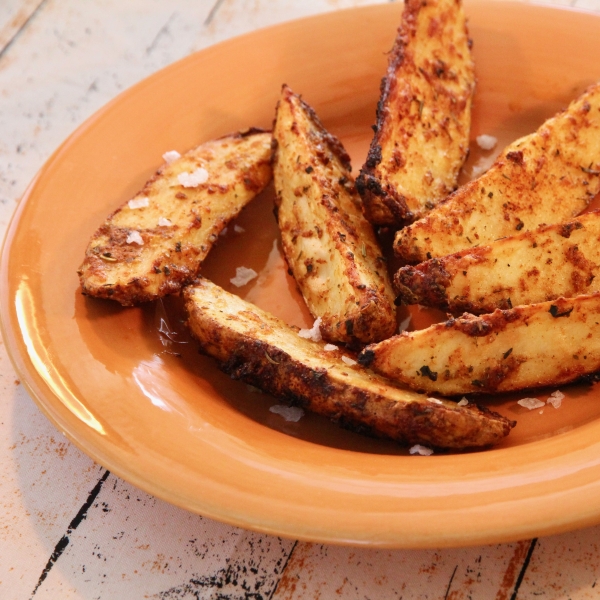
top-left (394, 82), bottom-right (600, 263)
top-left (184, 278), bottom-right (514, 449)
top-left (78, 129), bottom-right (272, 306)
top-left (359, 294), bottom-right (600, 395)
top-left (356, 0), bottom-right (475, 227)
top-left (394, 210), bottom-right (600, 314)
top-left (272, 85), bottom-right (396, 345)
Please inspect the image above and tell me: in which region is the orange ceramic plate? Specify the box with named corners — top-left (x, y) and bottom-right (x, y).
top-left (3, 1), bottom-right (600, 548)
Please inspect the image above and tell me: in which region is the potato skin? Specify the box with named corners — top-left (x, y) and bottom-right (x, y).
top-left (359, 294), bottom-right (600, 395)
top-left (184, 278), bottom-right (514, 450)
top-left (394, 82), bottom-right (600, 264)
top-left (394, 210), bottom-right (600, 314)
top-left (272, 85), bottom-right (396, 345)
top-left (356, 0), bottom-right (475, 227)
top-left (78, 129), bottom-right (272, 306)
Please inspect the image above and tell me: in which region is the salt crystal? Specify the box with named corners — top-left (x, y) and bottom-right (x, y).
top-left (518, 397), bottom-right (545, 410)
top-left (476, 134), bottom-right (498, 151)
top-left (427, 397), bottom-right (443, 405)
top-left (158, 217), bottom-right (172, 227)
top-left (298, 317), bottom-right (322, 342)
top-left (471, 164), bottom-right (486, 178)
top-left (220, 227), bottom-right (228, 236)
top-left (457, 397), bottom-right (469, 407)
top-left (128, 197), bottom-right (149, 209)
top-left (234, 225), bottom-right (245, 233)
top-left (230, 266), bottom-right (258, 287)
top-left (409, 444), bottom-right (434, 456)
top-left (323, 344), bottom-right (338, 352)
top-left (269, 404), bottom-right (304, 422)
top-left (126, 230), bottom-right (144, 245)
top-left (398, 314), bottom-right (412, 333)
top-left (547, 390), bottom-right (564, 409)
top-left (178, 167), bottom-right (209, 188)
top-left (162, 150), bottom-right (181, 164)
top-left (341, 356), bottom-right (357, 367)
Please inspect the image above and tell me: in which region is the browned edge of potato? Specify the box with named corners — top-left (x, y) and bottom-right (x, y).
top-left (272, 84), bottom-right (397, 345)
top-left (393, 82), bottom-right (600, 264)
top-left (78, 129), bottom-right (272, 306)
top-left (394, 209), bottom-right (600, 314)
top-left (184, 277), bottom-right (514, 450)
top-left (359, 294), bottom-right (600, 395)
top-left (356, 0), bottom-right (475, 227)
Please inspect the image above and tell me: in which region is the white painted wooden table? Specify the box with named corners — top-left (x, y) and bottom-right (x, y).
top-left (2, 0), bottom-right (600, 598)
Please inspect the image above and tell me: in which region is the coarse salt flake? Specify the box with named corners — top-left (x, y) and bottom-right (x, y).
top-left (409, 444), bottom-right (434, 456)
top-left (518, 397), bottom-right (545, 410)
top-left (162, 150), bottom-right (181, 164)
top-left (158, 217), bottom-right (172, 227)
top-left (398, 314), bottom-right (412, 333)
top-left (126, 230), bottom-right (144, 245)
top-left (341, 356), bottom-right (357, 367)
top-left (234, 224), bottom-right (245, 233)
top-left (457, 397), bottom-right (469, 407)
top-left (269, 404), bottom-right (304, 422)
top-left (547, 390), bottom-right (565, 409)
top-left (476, 134), bottom-right (498, 151)
top-left (298, 317), bottom-right (322, 342)
top-left (128, 197), bottom-right (149, 209)
top-left (427, 397), bottom-right (443, 405)
top-left (230, 266), bottom-right (258, 287)
top-left (323, 344), bottom-right (338, 352)
top-left (178, 167), bottom-right (209, 188)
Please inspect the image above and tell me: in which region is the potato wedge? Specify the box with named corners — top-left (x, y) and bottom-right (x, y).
top-left (394, 82), bottom-right (600, 263)
top-left (356, 0), bottom-right (475, 227)
top-left (272, 85), bottom-right (396, 345)
top-left (78, 129), bottom-right (272, 306)
top-left (359, 294), bottom-right (600, 395)
top-left (184, 278), bottom-right (514, 449)
top-left (394, 210), bottom-right (600, 314)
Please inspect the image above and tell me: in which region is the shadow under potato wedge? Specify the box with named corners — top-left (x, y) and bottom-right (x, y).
top-left (394, 82), bottom-right (600, 264)
top-left (184, 278), bottom-right (514, 450)
top-left (359, 294), bottom-right (600, 396)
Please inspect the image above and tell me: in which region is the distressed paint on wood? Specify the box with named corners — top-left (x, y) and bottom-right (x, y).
top-left (271, 540), bottom-right (537, 600)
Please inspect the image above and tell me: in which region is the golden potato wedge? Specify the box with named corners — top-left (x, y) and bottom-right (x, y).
top-left (272, 85), bottom-right (396, 345)
top-left (359, 294), bottom-right (600, 395)
top-left (184, 278), bottom-right (514, 449)
top-left (394, 82), bottom-right (600, 263)
top-left (356, 0), bottom-right (475, 227)
top-left (394, 210), bottom-right (600, 314)
top-left (78, 129), bottom-right (272, 306)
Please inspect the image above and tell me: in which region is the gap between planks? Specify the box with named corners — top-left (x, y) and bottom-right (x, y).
top-left (0, 0), bottom-right (48, 58)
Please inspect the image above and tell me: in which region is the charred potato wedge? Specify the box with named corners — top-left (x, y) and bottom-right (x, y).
top-left (272, 85), bottom-right (396, 345)
top-left (394, 82), bottom-right (600, 263)
top-left (184, 278), bottom-right (514, 449)
top-left (78, 130), bottom-right (272, 306)
top-left (356, 0), bottom-right (475, 227)
top-left (359, 294), bottom-right (600, 395)
top-left (395, 210), bottom-right (600, 314)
